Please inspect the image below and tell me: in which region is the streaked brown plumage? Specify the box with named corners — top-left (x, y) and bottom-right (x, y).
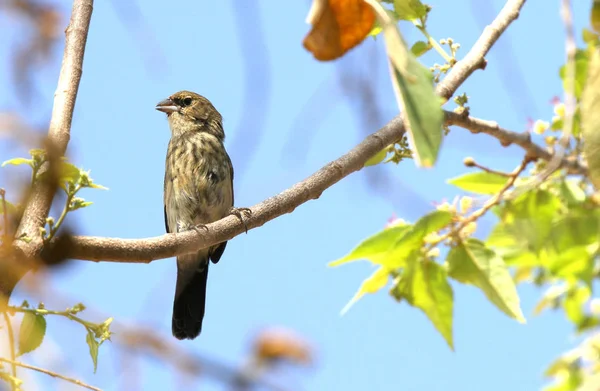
top-left (156, 91), bottom-right (234, 340)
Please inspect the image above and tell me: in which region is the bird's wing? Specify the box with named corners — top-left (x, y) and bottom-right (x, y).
top-left (164, 167), bottom-right (175, 234)
top-left (209, 152), bottom-right (234, 264)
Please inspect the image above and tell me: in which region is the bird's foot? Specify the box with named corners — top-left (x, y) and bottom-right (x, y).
top-left (229, 207), bottom-right (252, 234)
top-left (192, 223), bottom-right (209, 232)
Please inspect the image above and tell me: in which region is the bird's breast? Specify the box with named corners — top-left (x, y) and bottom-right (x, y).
top-left (165, 134), bottom-right (233, 228)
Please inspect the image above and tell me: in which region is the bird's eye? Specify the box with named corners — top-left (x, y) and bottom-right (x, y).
top-left (182, 97), bottom-right (192, 106)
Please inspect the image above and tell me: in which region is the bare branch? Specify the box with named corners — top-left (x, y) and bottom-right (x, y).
top-left (61, 116), bottom-right (403, 262)
top-left (444, 111), bottom-right (587, 175)
top-left (52, 0), bottom-right (535, 263)
top-left (0, 357), bottom-right (102, 391)
top-left (436, 0), bottom-right (527, 101)
top-left (3, 0), bottom-right (93, 297)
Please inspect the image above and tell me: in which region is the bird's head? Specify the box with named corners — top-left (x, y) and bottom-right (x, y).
top-left (156, 91), bottom-right (224, 140)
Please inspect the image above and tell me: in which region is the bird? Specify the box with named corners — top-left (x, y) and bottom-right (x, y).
top-left (156, 91), bottom-right (249, 340)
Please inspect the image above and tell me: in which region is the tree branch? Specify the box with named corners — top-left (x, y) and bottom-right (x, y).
top-left (444, 111), bottom-right (587, 175)
top-left (62, 117), bottom-right (404, 263)
top-left (52, 0), bottom-right (533, 263)
top-left (435, 0), bottom-right (526, 101)
top-left (0, 357), bottom-right (101, 391)
top-left (3, 0), bottom-right (93, 296)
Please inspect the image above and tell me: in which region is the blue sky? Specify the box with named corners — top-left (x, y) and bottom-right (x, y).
top-left (0, 0), bottom-right (591, 390)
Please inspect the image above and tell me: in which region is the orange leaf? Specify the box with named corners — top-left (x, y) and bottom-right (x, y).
top-left (303, 0), bottom-right (375, 61)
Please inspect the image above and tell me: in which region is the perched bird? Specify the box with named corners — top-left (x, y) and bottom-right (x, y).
top-left (156, 91), bottom-right (248, 340)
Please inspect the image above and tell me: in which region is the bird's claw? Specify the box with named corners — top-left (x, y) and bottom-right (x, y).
top-left (193, 223), bottom-right (209, 232)
top-left (229, 207), bottom-right (252, 234)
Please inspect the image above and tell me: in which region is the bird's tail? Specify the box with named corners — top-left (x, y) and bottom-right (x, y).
top-left (172, 254), bottom-right (209, 340)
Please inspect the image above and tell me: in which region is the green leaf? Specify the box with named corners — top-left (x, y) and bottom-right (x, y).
top-left (371, 0), bottom-right (442, 167)
top-left (368, 7), bottom-right (399, 39)
top-left (364, 148), bottom-right (388, 167)
top-left (389, 58), bottom-right (443, 167)
top-left (560, 49), bottom-right (589, 100)
top-left (0, 372), bottom-right (23, 388)
top-left (0, 199), bottom-right (17, 215)
top-left (86, 330), bottom-right (99, 373)
top-left (17, 312), bottom-right (46, 356)
top-left (88, 183), bottom-right (108, 190)
top-left (497, 190), bottom-right (562, 253)
top-left (534, 284), bottom-right (569, 315)
top-left (559, 180), bottom-right (586, 206)
top-left (447, 239), bottom-right (525, 323)
top-left (592, 0), bottom-right (600, 34)
top-left (59, 162), bottom-right (81, 184)
top-left (413, 209), bottom-right (453, 235)
top-left (341, 266), bottom-right (390, 314)
top-left (563, 285), bottom-right (590, 326)
top-left (581, 46), bottom-right (600, 190)
top-left (384, 210), bottom-right (453, 268)
top-left (544, 207), bottom-right (599, 283)
top-left (394, 0), bottom-right (428, 21)
top-left (69, 198), bottom-right (94, 211)
top-left (392, 260), bottom-right (454, 349)
top-left (547, 246), bottom-right (594, 284)
top-left (544, 359), bottom-right (583, 391)
top-left (368, 25), bottom-right (383, 38)
top-left (410, 41), bottom-right (431, 57)
top-left (447, 172), bottom-right (509, 195)
top-left (329, 223), bottom-right (412, 267)
top-left (2, 158), bottom-right (33, 168)
top-left (486, 224), bottom-right (540, 267)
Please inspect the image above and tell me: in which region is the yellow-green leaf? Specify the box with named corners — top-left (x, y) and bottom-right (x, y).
top-left (389, 59), bottom-right (443, 167)
top-left (364, 148), bottom-right (388, 167)
top-left (329, 223), bottom-right (411, 267)
top-left (486, 224), bottom-right (540, 267)
top-left (86, 330), bottom-right (99, 373)
top-left (496, 190), bottom-right (562, 253)
top-left (368, 0), bottom-right (442, 167)
top-left (2, 158), bottom-right (33, 168)
top-left (534, 285), bottom-right (569, 315)
top-left (581, 46), bottom-right (600, 190)
top-left (563, 285), bottom-right (590, 326)
top-left (18, 312), bottom-right (46, 356)
top-left (392, 260), bottom-right (454, 349)
top-left (88, 183), bottom-right (108, 190)
top-left (447, 172), bottom-right (509, 195)
top-left (410, 41), bottom-right (431, 57)
top-left (59, 162), bottom-right (81, 184)
top-left (341, 266), bottom-right (390, 315)
top-left (560, 49), bottom-right (589, 100)
top-left (0, 199), bottom-right (17, 215)
top-left (447, 239), bottom-right (525, 323)
top-left (591, 0), bottom-right (600, 34)
top-left (384, 210), bottom-right (453, 268)
top-left (412, 209), bottom-right (453, 235)
top-left (394, 0), bottom-right (428, 21)
top-left (559, 180), bottom-right (586, 206)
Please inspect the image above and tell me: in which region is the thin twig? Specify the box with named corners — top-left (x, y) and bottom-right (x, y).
top-left (430, 157), bottom-right (531, 248)
top-left (445, 111), bottom-right (586, 174)
top-left (435, 0), bottom-right (527, 101)
top-left (520, 0), bottom-right (577, 189)
top-left (473, 166), bottom-right (511, 177)
top-left (414, 23), bottom-right (454, 64)
top-left (9, 306), bottom-right (96, 331)
top-left (2, 312), bottom-right (17, 390)
top-left (0, 357), bottom-right (102, 391)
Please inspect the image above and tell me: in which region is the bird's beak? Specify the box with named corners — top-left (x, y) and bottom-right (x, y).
top-left (155, 98), bottom-right (180, 114)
